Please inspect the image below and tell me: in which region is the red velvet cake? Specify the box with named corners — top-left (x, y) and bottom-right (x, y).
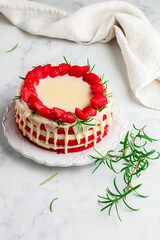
top-left (14, 60), bottom-right (113, 154)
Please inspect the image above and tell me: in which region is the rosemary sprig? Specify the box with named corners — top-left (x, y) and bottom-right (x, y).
top-left (18, 76), bottom-right (25, 80)
top-left (100, 73), bottom-right (105, 83)
top-left (6, 43), bottom-right (18, 53)
top-left (90, 124), bottom-right (160, 220)
top-left (57, 119), bottom-right (66, 129)
top-left (13, 95), bottom-right (21, 100)
top-left (98, 179), bottom-right (141, 222)
top-left (71, 113), bottom-right (96, 135)
top-left (50, 198), bottom-right (58, 212)
top-left (30, 108), bottom-right (37, 117)
top-left (87, 58), bottom-right (95, 73)
top-left (96, 100), bottom-right (111, 112)
top-left (63, 56), bottom-right (69, 64)
top-left (40, 173), bottom-right (58, 185)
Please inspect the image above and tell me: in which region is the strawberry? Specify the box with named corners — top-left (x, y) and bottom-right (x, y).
top-left (25, 66), bottom-right (42, 85)
top-left (37, 105), bottom-right (56, 120)
top-left (75, 108), bottom-right (87, 120)
top-left (53, 107), bottom-right (66, 119)
top-left (32, 65), bottom-right (43, 84)
top-left (27, 94), bottom-right (39, 110)
top-left (83, 72), bottom-right (100, 85)
top-left (21, 85), bottom-right (37, 102)
top-left (82, 106), bottom-right (97, 117)
top-left (58, 63), bottom-right (71, 76)
top-left (49, 66), bottom-right (59, 78)
top-left (61, 112), bottom-right (76, 123)
top-left (42, 64), bottom-right (51, 79)
top-left (91, 82), bottom-right (105, 94)
top-left (69, 65), bottom-right (89, 77)
top-left (76, 66), bottom-right (90, 77)
top-left (90, 94), bottom-right (108, 109)
top-left (25, 71), bottom-right (35, 84)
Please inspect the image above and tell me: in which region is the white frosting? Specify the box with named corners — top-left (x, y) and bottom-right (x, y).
top-left (36, 75), bottom-right (92, 112)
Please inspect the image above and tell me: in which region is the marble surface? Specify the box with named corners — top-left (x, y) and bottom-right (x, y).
top-left (0, 0), bottom-right (160, 239)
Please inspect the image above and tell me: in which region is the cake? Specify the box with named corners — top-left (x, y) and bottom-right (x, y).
top-left (14, 60), bottom-right (113, 154)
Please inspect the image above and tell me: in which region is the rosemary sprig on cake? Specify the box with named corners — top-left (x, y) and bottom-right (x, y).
top-left (90, 124), bottom-right (160, 221)
top-left (71, 113), bottom-right (96, 135)
top-left (18, 76), bottom-right (25, 80)
top-left (87, 58), bottom-right (95, 73)
top-left (13, 94), bottom-right (22, 100)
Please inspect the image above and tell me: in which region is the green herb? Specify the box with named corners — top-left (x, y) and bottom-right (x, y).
top-left (30, 108), bottom-right (37, 117)
top-left (100, 73), bottom-right (105, 83)
top-left (98, 179), bottom-right (141, 222)
top-left (71, 113), bottom-right (96, 135)
top-left (90, 124), bottom-right (160, 221)
top-left (40, 173), bottom-right (58, 185)
top-left (50, 198), bottom-right (58, 212)
top-left (96, 100), bottom-right (111, 112)
top-left (87, 58), bottom-right (95, 73)
top-left (63, 56), bottom-right (69, 64)
top-left (18, 76), bottom-right (25, 80)
top-left (57, 119), bottom-right (66, 129)
top-left (13, 95), bottom-right (21, 100)
top-left (6, 43), bottom-right (18, 53)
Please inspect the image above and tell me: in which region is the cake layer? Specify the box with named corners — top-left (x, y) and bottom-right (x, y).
top-left (16, 122), bottom-right (108, 153)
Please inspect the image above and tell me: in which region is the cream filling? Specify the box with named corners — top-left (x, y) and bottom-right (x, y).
top-left (16, 80), bottom-right (113, 153)
top-left (36, 75), bottom-right (92, 112)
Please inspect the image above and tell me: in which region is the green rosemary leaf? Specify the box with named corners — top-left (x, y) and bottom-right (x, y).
top-left (13, 95), bottom-right (21, 100)
top-left (134, 190), bottom-right (149, 198)
top-left (30, 108), bottom-right (37, 117)
top-left (40, 173), bottom-right (58, 185)
top-left (123, 198), bottom-right (139, 211)
top-left (6, 43), bottom-right (18, 53)
top-left (87, 58), bottom-right (96, 73)
top-left (113, 178), bottom-right (121, 195)
top-left (18, 76), bottom-right (25, 80)
top-left (63, 56), bottom-right (69, 64)
top-left (90, 64), bottom-right (95, 72)
top-left (87, 58), bottom-right (90, 67)
top-left (50, 198), bottom-right (58, 212)
top-left (100, 203), bottom-right (113, 212)
top-left (92, 162), bottom-right (103, 174)
top-left (57, 119), bottom-right (66, 129)
top-left (108, 204), bottom-right (113, 216)
top-left (100, 73), bottom-right (105, 83)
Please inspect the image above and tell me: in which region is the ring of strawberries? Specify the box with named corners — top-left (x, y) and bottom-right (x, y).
top-left (21, 63), bottom-right (108, 124)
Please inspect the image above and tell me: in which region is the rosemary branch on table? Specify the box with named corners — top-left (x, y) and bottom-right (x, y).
top-left (90, 124), bottom-right (160, 221)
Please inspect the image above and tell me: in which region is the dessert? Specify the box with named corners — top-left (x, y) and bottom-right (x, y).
top-left (14, 60), bottom-right (113, 154)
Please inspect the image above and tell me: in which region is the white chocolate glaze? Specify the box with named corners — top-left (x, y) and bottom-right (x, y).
top-left (36, 75), bottom-right (92, 112)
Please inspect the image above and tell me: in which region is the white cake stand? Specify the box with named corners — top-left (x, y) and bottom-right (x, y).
top-left (2, 102), bottom-right (126, 167)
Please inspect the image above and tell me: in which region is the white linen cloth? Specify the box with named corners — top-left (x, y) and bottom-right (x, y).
top-left (1, 0), bottom-right (160, 110)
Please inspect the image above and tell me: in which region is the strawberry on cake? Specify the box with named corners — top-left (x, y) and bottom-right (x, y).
top-left (14, 59), bottom-right (113, 154)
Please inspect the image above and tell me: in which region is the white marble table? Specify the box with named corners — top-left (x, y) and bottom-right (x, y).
top-left (0, 0), bottom-right (160, 239)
